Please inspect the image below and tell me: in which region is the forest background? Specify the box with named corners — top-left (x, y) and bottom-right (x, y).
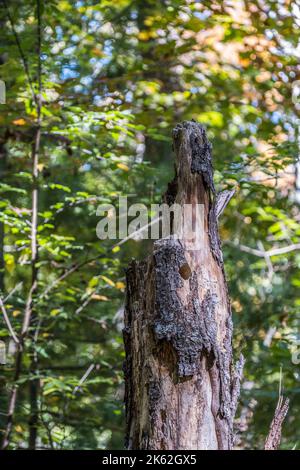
top-left (0, 0), bottom-right (300, 450)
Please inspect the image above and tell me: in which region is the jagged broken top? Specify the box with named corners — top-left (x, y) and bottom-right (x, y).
top-left (172, 120), bottom-right (215, 193)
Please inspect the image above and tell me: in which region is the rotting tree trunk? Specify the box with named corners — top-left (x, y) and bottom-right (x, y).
top-left (124, 121), bottom-right (244, 450)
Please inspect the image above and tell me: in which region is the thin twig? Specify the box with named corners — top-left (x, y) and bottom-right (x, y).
top-left (3, 282), bottom-right (23, 303)
top-left (112, 215), bottom-right (160, 249)
top-left (39, 216), bottom-right (161, 301)
top-left (38, 253), bottom-right (103, 300)
top-left (257, 240), bottom-right (274, 280)
top-left (72, 363), bottom-right (95, 395)
top-left (229, 241), bottom-right (300, 258)
top-left (0, 296), bottom-right (19, 344)
top-left (39, 217), bottom-right (162, 302)
top-left (1, 0), bottom-right (37, 106)
top-left (75, 290), bottom-right (96, 315)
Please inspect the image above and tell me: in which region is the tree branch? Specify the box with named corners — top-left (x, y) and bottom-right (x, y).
top-left (228, 242), bottom-right (300, 258)
top-left (265, 396), bottom-right (289, 450)
top-left (1, 0), bottom-right (37, 106)
top-left (38, 253), bottom-right (104, 301)
top-left (0, 296), bottom-right (19, 344)
top-left (27, 0), bottom-right (42, 449)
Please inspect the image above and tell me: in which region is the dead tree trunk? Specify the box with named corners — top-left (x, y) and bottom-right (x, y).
top-left (124, 121), bottom-right (243, 450)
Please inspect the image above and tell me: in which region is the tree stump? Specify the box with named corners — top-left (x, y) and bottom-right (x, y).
top-left (123, 121), bottom-right (243, 450)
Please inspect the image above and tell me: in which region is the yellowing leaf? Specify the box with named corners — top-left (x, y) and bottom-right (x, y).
top-left (50, 309), bottom-right (60, 317)
top-left (88, 276), bottom-right (99, 288)
top-left (4, 254), bottom-right (15, 273)
top-left (144, 17), bottom-right (154, 27)
top-left (138, 31), bottom-right (150, 41)
top-left (91, 294), bottom-right (109, 301)
top-left (12, 310), bottom-right (21, 317)
top-left (4, 254), bottom-right (14, 265)
top-left (197, 111), bottom-right (223, 128)
top-left (116, 282), bottom-right (125, 290)
top-left (138, 30), bottom-right (157, 40)
top-left (100, 275), bottom-right (115, 287)
top-left (92, 47), bottom-right (104, 57)
top-left (37, 163), bottom-right (45, 171)
top-left (12, 118), bottom-right (26, 126)
top-left (112, 245), bottom-right (120, 253)
top-left (15, 425), bottom-right (23, 433)
top-left (59, 0), bottom-right (72, 11)
top-left (117, 163), bottom-right (129, 172)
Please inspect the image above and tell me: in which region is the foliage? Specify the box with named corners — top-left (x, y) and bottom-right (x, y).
top-left (0, 0), bottom-right (299, 449)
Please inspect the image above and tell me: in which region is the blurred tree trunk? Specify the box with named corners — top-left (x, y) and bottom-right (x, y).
top-left (0, 46), bottom-right (7, 294)
top-left (0, 139), bottom-right (6, 292)
top-left (124, 121), bottom-right (243, 450)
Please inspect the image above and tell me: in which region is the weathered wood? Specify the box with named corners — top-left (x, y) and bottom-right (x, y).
top-left (264, 396), bottom-right (289, 450)
top-left (124, 121), bottom-right (243, 450)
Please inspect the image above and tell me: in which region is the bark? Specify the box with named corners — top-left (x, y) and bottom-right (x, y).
top-left (124, 121), bottom-right (243, 450)
top-left (0, 139), bottom-right (7, 292)
top-left (265, 396), bottom-right (289, 450)
top-left (28, 0), bottom-right (42, 447)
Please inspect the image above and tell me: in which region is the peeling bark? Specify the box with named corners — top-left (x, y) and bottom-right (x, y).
top-left (124, 121), bottom-right (242, 450)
